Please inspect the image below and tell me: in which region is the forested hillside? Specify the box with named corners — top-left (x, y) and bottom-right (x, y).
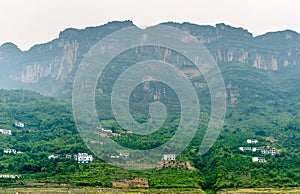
top-left (0, 59), bottom-right (299, 191)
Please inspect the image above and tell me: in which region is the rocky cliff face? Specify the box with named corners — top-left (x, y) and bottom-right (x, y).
top-left (1, 21), bottom-right (300, 95)
top-left (0, 21), bottom-right (134, 94)
top-left (163, 22), bottom-right (300, 71)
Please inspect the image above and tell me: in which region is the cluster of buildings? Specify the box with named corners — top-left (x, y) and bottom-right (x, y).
top-left (3, 148), bottom-right (22, 155)
top-left (1, 122), bottom-right (25, 156)
top-left (0, 122), bottom-right (25, 136)
top-left (239, 146), bottom-right (276, 156)
top-left (239, 139), bottom-right (276, 163)
top-left (48, 153), bottom-right (93, 163)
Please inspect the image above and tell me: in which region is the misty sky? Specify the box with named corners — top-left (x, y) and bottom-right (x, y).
top-left (1, 0), bottom-right (299, 51)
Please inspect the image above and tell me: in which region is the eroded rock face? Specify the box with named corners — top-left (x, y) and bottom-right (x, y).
top-left (1, 21), bottom-right (300, 95)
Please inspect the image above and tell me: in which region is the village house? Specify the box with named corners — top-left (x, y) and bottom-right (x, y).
top-left (101, 128), bottom-right (113, 133)
top-left (0, 129), bottom-right (12, 136)
top-left (48, 154), bottom-right (61, 159)
top-left (261, 147), bottom-right (276, 156)
top-left (74, 153), bottom-right (93, 163)
top-left (239, 147), bottom-right (252, 151)
top-left (3, 148), bottom-right (16, 154)
top-left (238, 147), bottom-right (262, 152)
top-left (239, 146), bottom-right (276, 155)
top-left (252, 157), bottom-right (267, 163)
top-left (0, 174), bottom-right (21, 179)
top-left (161, 154), bottom-right (176, 161)
top-left (65, 153), bottom-right (72, 159)
top-left (247, 139), bottom-right (258, 144)
top-left (119, 152), bottom-right (129, 158)
top-left (14, 122), bottom-right (25, 128)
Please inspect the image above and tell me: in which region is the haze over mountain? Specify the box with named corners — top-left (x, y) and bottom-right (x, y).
top-left (1, 20), bottom-right (300, 95)
top-left (0, 21), bottom-right (299, 190)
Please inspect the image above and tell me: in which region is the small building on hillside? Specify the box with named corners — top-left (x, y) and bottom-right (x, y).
top-left (3, 148), bottom-right (16, 154)
top-left (252, 157), bottom-right (267, 163)
top-left (110, 155), bottom-right (120, 159)
top-left (247, 139), bottom-right (258, 144)
top-left (119, 152), bottom-right (129, 158)
top-left (261, 147), bottom-right (276, 156)
top-left (74, 153), bottom-right (93, 163)
top-left (0, 174), bottom-right (21, 179)
top-left (48, 154), bottom-right (60, 159)
top-left (0, 129), bottom-right (12, 136)
top-left (101, 128), bottom-right (112, 133)
top-left (65, 153), bottom-right (72, 159)
top-left (239, 147), bottom-right (252, 151)
top-left (162, 154), bottom-right (176, 161)
top-left (14, 122), bottom-right (25, 128)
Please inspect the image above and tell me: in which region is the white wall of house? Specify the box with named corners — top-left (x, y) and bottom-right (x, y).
top-left (0, 129), bottom-right (12, 136)
top-left (162, 154), bottom-right (176, 161)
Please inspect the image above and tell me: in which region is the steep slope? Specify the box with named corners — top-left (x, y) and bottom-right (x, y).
top-left (1, 21), bottom-right (300, 95)
top-left (0, 21), bottom-right (135, 95)
top-left (1, 60), bottom-right (299, 189)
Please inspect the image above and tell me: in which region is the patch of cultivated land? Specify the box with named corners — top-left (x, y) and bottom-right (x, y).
top-left (218, 187), bottom-right (300, 193)
top-left (1, 187), bottom-right (300, 194)
top-left (0, 187), bottom-right (206, 194)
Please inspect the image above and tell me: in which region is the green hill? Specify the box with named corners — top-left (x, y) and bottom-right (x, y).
top-left (0, 59), bottom-right (299, 190)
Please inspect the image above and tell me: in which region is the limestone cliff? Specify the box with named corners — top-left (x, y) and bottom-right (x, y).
top-left (1, 21), bottom-right (300, 95)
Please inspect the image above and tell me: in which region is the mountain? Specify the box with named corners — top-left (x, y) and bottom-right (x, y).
top-left (0, 21), bottom-right (300, 191)
top-left (1, 21), bottom-right (300, 95)
top-left (0, 71), bottom-right (299, 190)
top-left (0, 21), bottom-right (135, 95)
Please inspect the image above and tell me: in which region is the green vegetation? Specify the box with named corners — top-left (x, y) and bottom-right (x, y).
top-left (0, 61), bottom-right (299, 192)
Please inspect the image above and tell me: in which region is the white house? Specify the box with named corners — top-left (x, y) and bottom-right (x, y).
top-left (261, 148), bottom-right (276, 156)
top-left (252, 157), bottom-right (267, 163)
top-left (0, 174), bottom-right (21, 179)
top-left (119, 153), bottom-right (129, 158)
top-left (3, 148), bottom-right (16, 154)
top-left (65, 153), bottom-right (72, 159)
top-left (14, 122), bottom-right (25, 128)
top-left (162, 154), bottom-right (176, 161)
top-left (247, 139), bottom-right (258, 144)
top-left (74, 153), bottom-right (93, 163)
top-left (0, 129), bottom-right (12, 136)
top-left (48, 154), bottom-right (60, 159)
top-left (101, 128), bottom-right (113, 133)
top-left (239, 147), bottom-right (252, 151)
